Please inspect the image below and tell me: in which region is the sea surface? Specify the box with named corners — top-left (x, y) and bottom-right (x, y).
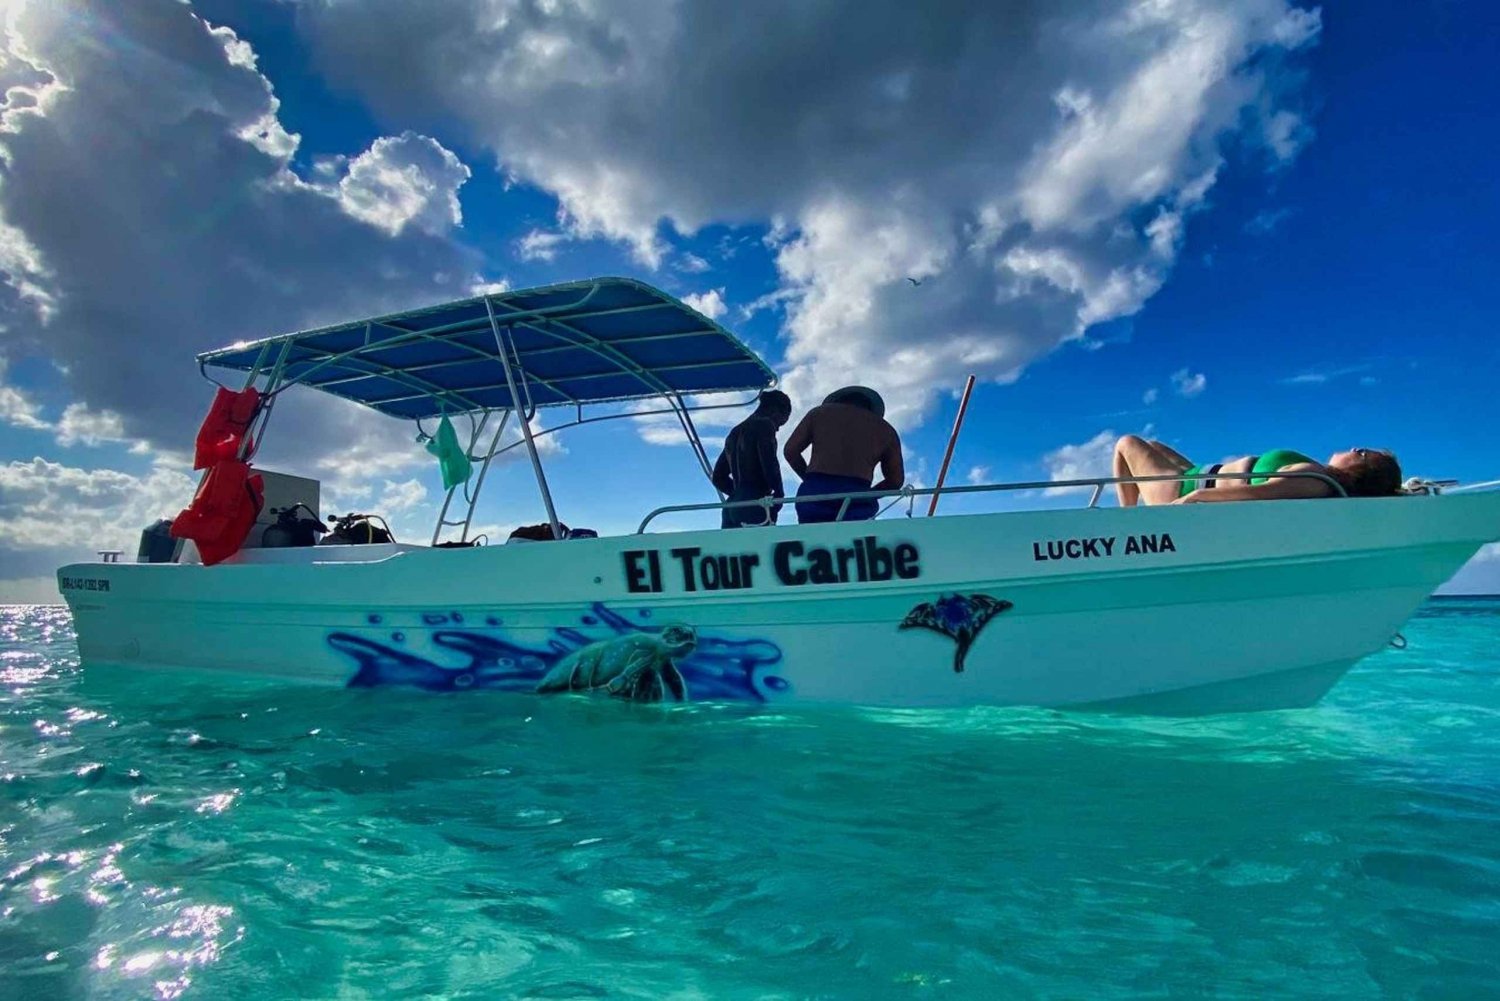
top-left (2, 600), bottom-right (1499, 1000)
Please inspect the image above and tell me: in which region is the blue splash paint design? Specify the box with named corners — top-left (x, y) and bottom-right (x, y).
top-left (329, 604), bottom-right (786, 701)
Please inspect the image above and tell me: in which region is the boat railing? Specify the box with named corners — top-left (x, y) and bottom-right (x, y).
top-left (635, 469), bottom-right (1348, 534)
top-left (1442, 478), bottom-right (1500, 494)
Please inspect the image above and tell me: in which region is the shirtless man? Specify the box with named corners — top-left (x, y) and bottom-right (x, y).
top-left (782, 386), bottom-right (904, 523)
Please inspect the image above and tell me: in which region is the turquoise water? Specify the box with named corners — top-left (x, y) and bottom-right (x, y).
top-left (3, 601), bottom-right (1499, 999)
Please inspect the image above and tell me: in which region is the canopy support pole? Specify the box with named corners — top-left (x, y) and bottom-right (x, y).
top-left (927, 374), bottom-right (976, 517)
top-left (431, 409), bottom-right (503, 545)
top-left (458, 409), bottom-right (511, 543)
top-left (242, 338), bottom-right (294, 462)
top-left (670, 392), bottom-right (718, 490)
top-left (486, 299), bottom-right (563, 540)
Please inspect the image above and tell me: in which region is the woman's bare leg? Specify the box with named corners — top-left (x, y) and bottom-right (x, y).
top-left (1114, 437), bottom-right (1141, 507)
top-left (1150, 440), bottom-right (1194, 468)
top-left (1114, 435), bottom-right (1191, 507)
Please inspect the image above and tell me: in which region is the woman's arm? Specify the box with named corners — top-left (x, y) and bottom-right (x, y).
top-left (1174, 465), bottom-right (1335, 503)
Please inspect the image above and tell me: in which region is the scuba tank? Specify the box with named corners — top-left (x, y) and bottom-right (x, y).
top-left (320, 512), bottom-right (395, 546)
top-left (261, 504), bottom-right (328, 548)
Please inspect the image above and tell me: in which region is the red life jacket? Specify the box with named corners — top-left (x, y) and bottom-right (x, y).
top-left (193, 386), bottom-right (261, 470)
top-left (171, 459), bottom-right (265, 566)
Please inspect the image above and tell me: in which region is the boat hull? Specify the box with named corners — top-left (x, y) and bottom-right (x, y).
top-left (59, 493), bottom-right (1500, 713)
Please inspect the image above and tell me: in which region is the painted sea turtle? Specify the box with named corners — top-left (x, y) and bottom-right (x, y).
top-left (534, 624), bottom-right (695, 702)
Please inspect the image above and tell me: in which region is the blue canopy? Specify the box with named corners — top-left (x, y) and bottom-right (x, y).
top-left (199, 277), bottom-right (777, 420)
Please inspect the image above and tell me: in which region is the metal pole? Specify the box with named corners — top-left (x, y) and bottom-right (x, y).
top-left (458, 410), bottom-right (511, 543)
top-left (431, 410), bottom-right (490, 545)
top-left (485, 298), bottom-right (563, 539)
top-left (635, 469), bottom-right (1347, 533)
top-left (927, 374), bottom-right (976, 517)
top-left (670, 392), bottom-right (718, 488)
top-left (237, 337), bottom-right (293, 462)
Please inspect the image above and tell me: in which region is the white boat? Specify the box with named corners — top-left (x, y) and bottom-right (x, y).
top-left (58, 278), bottom-right (1500, 713)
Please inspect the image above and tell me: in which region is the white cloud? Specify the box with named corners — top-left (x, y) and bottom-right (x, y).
top-left (1262, 109), bottom-right (1312, 163)
top-left (0, 382), bottom-right (48, 430)
top-left (1042, 429), bottom-right (1118, 495)
top-left (54, 402), bottom-right (129, 447)
top-left (0, 217), bottom-right (56, 320)
top-left (0, 0), bottom-right (483, 463)
top-left (272, 399), bottom-right (434, 508)
top-left (1014, 14), bottom-right (1237, 233)
top-left (774, 196), bottom-right (987, 426)
top-left (1279, 363), bottom-right (1373, 387)
top-left (680, 288), bottom-right (727, 320)
top-left (516, 228), bottom-right (567, 262)
top-left (0, 356), bottom-right (50, 431)
top-left (376, 477), bottom-right (427, 512)
top-left (630, 391), bottom-right (756, 448)
top-left (0, 5), bottom-right (508, 584)
top-left (637, 423), bottom-right (696, 448)
top-left (331, 131), bottom-right (472, 236)
top-left (207, 23), bottom-right (302, 162)
top-left (1142, 387), bottom-right (1160, 405)
top-left (281, 396), bottom-right (567, 505)
top-left (739, 286), bottom-right (797, 323)
top-left (677, 252), bottom-right (711, 274)
top-left (1269, 5), bottom-right (1323, 48)
top-left (965, 465), bottom-right (991, 486)
top-left (0, 456), bottom-right (195, 553)
top-left (1245, 206), bottom-right (1294, 235)
top-left (1, 359), bottom-right (138, 447)
top-left (468, 277), bottom-right (511, 296)
top-left (300, 0), bottom-right (1321, 427)
top-left (1171, 368), bottom-right (1207, 398)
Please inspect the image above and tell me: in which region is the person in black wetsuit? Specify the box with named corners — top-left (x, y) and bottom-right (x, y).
top-left (711, 390), bottom-right (793, 528)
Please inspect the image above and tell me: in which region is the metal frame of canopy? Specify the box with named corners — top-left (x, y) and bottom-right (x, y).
top-left (197, 278), bottom-right (778, 544)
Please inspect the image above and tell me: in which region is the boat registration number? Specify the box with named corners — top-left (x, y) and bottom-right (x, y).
top-left (59, 576), bottom-right (111, 592)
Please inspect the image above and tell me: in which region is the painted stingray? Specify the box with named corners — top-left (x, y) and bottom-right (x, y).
top-left (899, 593), bottom-right (1013, 673)
top-left (328, 604), bottom-right (786, 701)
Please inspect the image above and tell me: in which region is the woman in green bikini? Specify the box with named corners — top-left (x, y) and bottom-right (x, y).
top-left (1110, 435), bottom-right (1403, 507)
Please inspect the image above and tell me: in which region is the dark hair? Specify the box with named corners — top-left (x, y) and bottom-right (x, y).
top-left (757, 390), bottom-right (791, 415)
top-left (1328, 449), bottom-right (1402, 497)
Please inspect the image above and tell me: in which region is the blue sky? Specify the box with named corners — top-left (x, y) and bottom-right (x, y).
top-left (0, 0), bottom-right (1496, 598)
